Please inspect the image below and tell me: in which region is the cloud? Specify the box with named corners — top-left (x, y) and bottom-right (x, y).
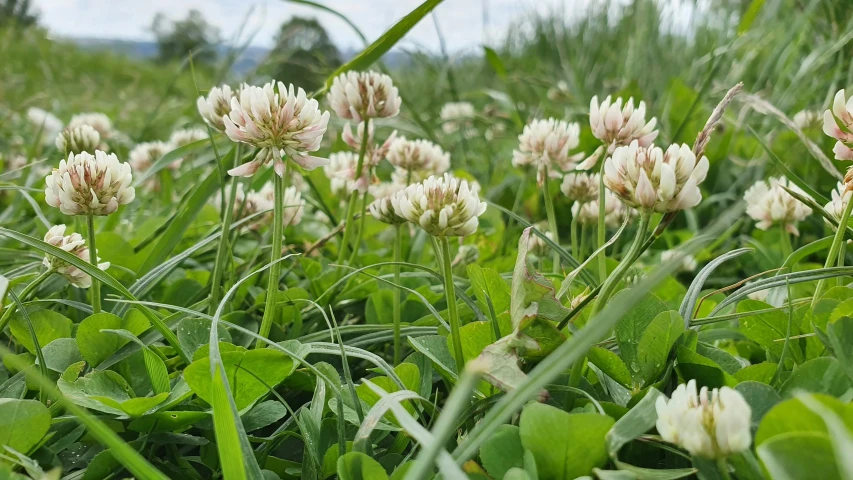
top-left (34, 0), bottom-right (580, 52)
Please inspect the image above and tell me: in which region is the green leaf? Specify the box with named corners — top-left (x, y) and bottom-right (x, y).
top-left (755, 395), bottom-right (853, 446)
top-left (176, 317), bottom-right (232, 360)
top-left (468, 264), bottom-right (511, 319)
top-left (757, 432), bottom-right (841, 480)
top-left (636, 311), bottom-right (684, 386)
top-left (734, 381), bottom-right (781, 431)
top-left (587, 347), bottom-right (632, 388)
top-left (210, 363), bottom-right (248, 480)
top-left (675, 346), bottom-right (738, 388)
top-left (76, 311), bottom-right (150, 367)
top-left (614, 292), bottom-right (669, 375)
top-left (336, 452), bottom-right (389, 480)
top-left (408, 335), bottom-right (457, 382)
top-left (480, 424), bottom-right (525, 479)
top-left (57, 369), bottom-right (167, 417)
top-left (779, 357), bottom-right (851, 398)
top-left (606, 388), bottom-right (662, 456)
top-left (733, 363), bottom-right (777, 384)
top-left (450, 321), bottom-right (495, 364)
top-left (737, 0), bottom-right (766, 34)
top-left (322, 0), bottom-right (445, 91)
top-left (483, 46), bottom-right (507, 78)
top-left (737, 299), bottom-right (803, 363)
top-left (519, 403), bottom-right (614, 480)
top-left (10, 309), bottom-right (72, 354)
top-left (184, 347), bottom-right (295, 410)
top-left (0, 398), bottom-right (50, 455)
top-left (40, 338), bottom-right (84, 373)
top-left (827, 316), bottom-right (853, 382)
top-left (356, 363), bottom-right (420, 422)
top-left (241, 400), bottom-right (288, 432)
top-left (511, 228), bottom-right (571, 332)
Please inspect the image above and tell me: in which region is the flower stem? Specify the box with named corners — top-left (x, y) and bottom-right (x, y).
top-left (570, 214), bottom-right (579, 258)
top-left (596, 167), bottom-right (607, 282)
top-left (209, 144), bottom-right (240, 315)
top-left (779, 223), bottom-right (793, 260)
top-left (812, 193), bottom-right (853, 307)
top-left (256, 165), bottom-right (288, 348)
top-left (542, 173), bottom-right (560, 274)
top-left (438, 236), bottom-right (464, 374)
top-left (347, 178), bottom-right (371, 265)
top-left (0, 269), bottom-right (54, 333)
top-left (590, 211), bottom-right (651, 315)
top-left (336, 118), bottom-right (371, 265)
top-left (716, 457), bottom-right (733, 480)
top-left (86, 214), bottom-right (101, 314)
top-left (392, 224), bottom-right (403, 364)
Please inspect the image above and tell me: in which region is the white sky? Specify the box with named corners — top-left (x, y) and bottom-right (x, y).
top-left (34, 0), bottom-right (619, 52)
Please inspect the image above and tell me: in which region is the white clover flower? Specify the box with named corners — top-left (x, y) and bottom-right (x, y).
top-left (129, 141), bottom-right (175, 173)
top-left (440, 102), bottom-right (476, 135)
top-left (513, 118), bottom-right (582, 185)
top-left (43, 225), bottom-right (110, 288)
top-left (391, 173), bottom-right (487, 237)
top-left (526, 222), bottom-right (553, 255)
top-left (743, 177), bottom-right (812, 235)
top-left (328, 71), bottom-right (401, 122)
top-left (341, 122), bottom-right (397, 167)
top-left (661, 249), bottom-right (698, 272)
top-left (793, 110), bottom-right (819, 129)
top-left (55, 125), bottom-right (101, 155)
top-left (604, 141), bottom-right (708, 213)
top-left (452, 244), bottom-right (479, 270)
top-left (197, 85), bottom-right (235, 132)
top-left (323, 151), bottom-right (376, 195)
top-left (590, 96), bottom-right (658, 152)
top-left (484, 122), bottom-right (506, 141)
top-left (823, 89), bottom-right (853, 160)
top-left (68, 112), bottom-right (114, 140)
top-left (369, 181), bottom-right (404, 200)
top-left (169, 128), bottom-right (208, 148)
top-left (45, 151), bottom-right (135, 216)
top-left (561, 172), bottom-right (599, 203)
top-left (655, 380), bottom-right (752, 459)
top-left (219, 183), bottom-right (268, 228)
top-left (258, 183), bottom-right (305, 228)
top-left (26, 107), bottom-right (63, 143)
top-left (547, 80), bottom-right (570, 101)
top-left (369, 195), bottom-right (406, 225)
top-left (224, 81), bottom-right (330, 177)
top-left (387, 136), bottom-right (451, 181)
top-left (571, 189), bottom-right (632, 227)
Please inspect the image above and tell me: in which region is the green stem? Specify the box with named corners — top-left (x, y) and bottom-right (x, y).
top-left (347, 181), bottom-right (371, 265)
top-left (256, 165), bottom-right (288, 348)
top-left (542, 173), bottom-right (560, 274)
top-left (0, 269), bottom-right (54, 333)
top-left (438, 236), bottom-right (464, 374)
top-left (570, 214), bottom-right (579, 258)
top-left (336, 118), bottom-right (371, 265)
top-left (392, 224), bottom-right (403, 365)
top-left (779, 223), bottom-right (793, 260)
top-left (209, 144), bottom-right (240, 315)
top-left (596, 167), bottom-right (607, 282)
top-left (813, 194), bottom-right (853, 307)
top-left (716, 457), bottom-right (733, 480)
top-left (590, 212), bottom-right (651, 315)
top-left (87, 214), bottom-right (101, 314)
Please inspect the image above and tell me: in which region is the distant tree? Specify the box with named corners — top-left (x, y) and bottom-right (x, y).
top-left (260, 17), bottom-right (341, 92)
top-left (0, 0), bottom-right (38, 27)
top-left (151, 9), bottom-right (220, 64)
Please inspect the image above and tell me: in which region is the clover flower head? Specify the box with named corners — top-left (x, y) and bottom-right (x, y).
top-left (661, 249), bottom-right (698, 273)
top-left (45, 151), bottom-right (135, 216)
top-left (169, 128), bottom-right (209, 148)
top-left (655, 380), bottom-right (752, 459)
top-left (793, 110), bottom-right (820, 129)
top-left (513, 118), bottom-right (581, 185)
top-left (258, 182), bottom-right (305, 228)
top-left (391, 173), bottom-right (487, 237)
top-left (590, 95), bottom-right (658, 152)
top-left (526, 222), bottom-right (554, 255)
top-left (129, 141), bottom-right (174, 173)
top-left (224, 81), bottom-right (330, 177)
top-left (743, 177), bottom-right (812, 235)
top-left (328, 71), bottom-right (401, 122)
top-left (561, 172), bottom-right (599, 203)
top-left (43, 224), bottom-right (110, 288)
top-left (323, 151), bottom-right (376, 195)
top-left (440, 102), bottom-right (476, 135)
top-left (823, 89), bottom-right (853, 160)
top-left (604, 141), bottom-right (708, 213)
top-left (68, 112), bottom-right (114, 139)
top-left (56, 125), bottom-right (101, 155)
top-left (369, 191), bottom-right (407, 225)
top-left (571, 189), bottom-right (632, 227)
top-left (387, 136), bottom-right (451, 177)
top-left (197, 84), bottom-right (235, 132)
top-left (341, 121), bottom-right (397, 167)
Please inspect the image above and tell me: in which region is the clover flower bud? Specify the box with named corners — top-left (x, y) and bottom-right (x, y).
top-left (323, 151), bottom-right (377, 195)
top-left (743, 177), bottom-right (812, 235)
top-left (823, 89), bottom-right (853, 160)
top-left (328, 71), bottom-right (401, 122)
top-left (224, 81), bottom-right (329, 176)
top-left (661, 249), bottom-right (698, 272)
top-left (391, 173), bottom-right (487, 237)
top-left (45, 151), bottom-right (135, 216)
top-left (655, 380), bottom-right (752, 459)
top-left (604, 141), bottom-right (708, 213)
top-left (56, 125), bottom-right (101, 155)
top-left (571, 189), bottom-right (632, 227)
top-left (561, 172), bottom-right (599, 203)
top-left (68, 112), bottom-right (114, 140)
top-left (43, 225), bottom-right (110, 288)
top-left (387, 136), bottom-right (451, 182)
